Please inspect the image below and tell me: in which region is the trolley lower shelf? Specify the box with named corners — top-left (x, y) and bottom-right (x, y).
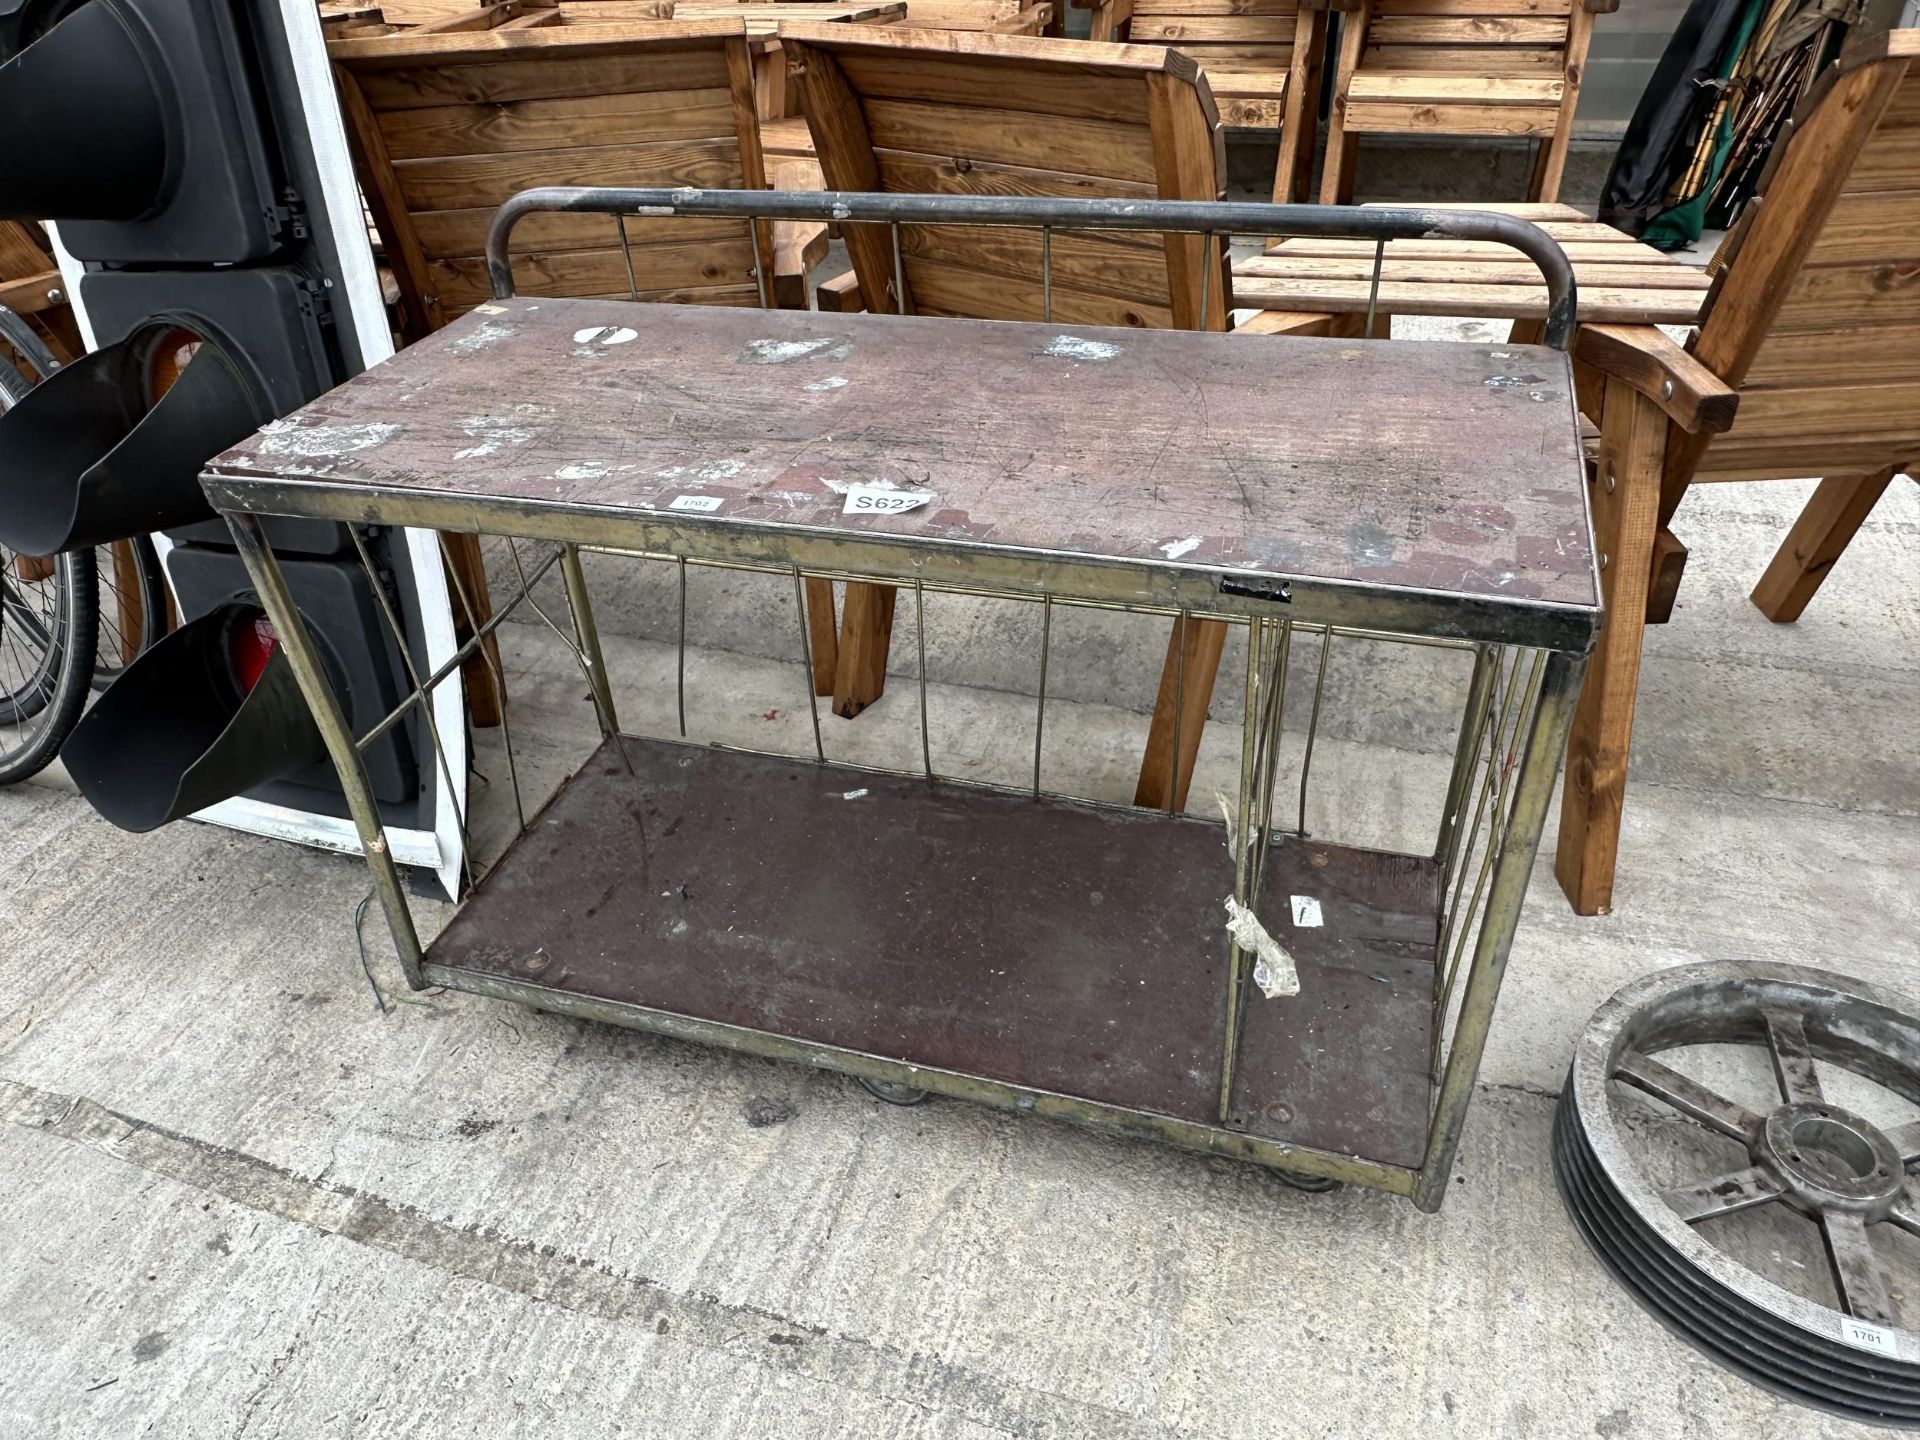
top-left (425, 735), bottom-right (1445, 1173)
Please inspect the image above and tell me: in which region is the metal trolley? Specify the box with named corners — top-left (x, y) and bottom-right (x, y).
top-left (204, 189), bottom-right (1598, 1209)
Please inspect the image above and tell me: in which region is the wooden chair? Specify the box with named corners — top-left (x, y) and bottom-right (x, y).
top-left (330, 18), bottom-right (794, 723)
top-left (1318, 0), bottom-right (1616, 205)
top-left (330, 19), bottom-right (785, 338)
top-left (780, 23), bottom-right (1257, 809)
top-left (1080, 0), bottom-right (1328, 199)
top-left (1549, 26), bottom-right (1919, 910)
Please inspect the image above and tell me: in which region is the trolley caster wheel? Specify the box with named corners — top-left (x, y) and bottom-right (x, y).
top-left (1273, 1169), bottom-right (1342, 1194)
top-left (859, 1076), bottom-right (930, 1106)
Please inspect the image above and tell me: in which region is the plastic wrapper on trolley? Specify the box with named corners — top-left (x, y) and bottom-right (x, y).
top-left (62, 602), bottom-right (326, 833)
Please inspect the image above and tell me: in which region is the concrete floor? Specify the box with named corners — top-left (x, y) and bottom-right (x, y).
top-left (2, 401), bottom-right (1918, 1434)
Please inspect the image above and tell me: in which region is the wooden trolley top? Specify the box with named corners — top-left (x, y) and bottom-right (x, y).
top-left (204, 300), bottom-right (1600, 649)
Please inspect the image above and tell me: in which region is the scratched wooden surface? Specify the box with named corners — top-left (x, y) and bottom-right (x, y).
top-left (206, 298), bottom-right (1598, 611)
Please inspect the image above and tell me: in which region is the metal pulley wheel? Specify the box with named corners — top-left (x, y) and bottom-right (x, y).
top-left (1555, 961), bottom-right (1920, 1427)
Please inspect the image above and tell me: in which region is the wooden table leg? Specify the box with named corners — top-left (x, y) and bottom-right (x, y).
top-left (1750, 466), bottom-right (1901, 623)
top-left (1134, 614), bottom-right (1227, 811)
top-left (1555, 374), bottom-right (1665, 916)
top-left (832, 581), bottom-right (895, 717)
top-left (441, 532), bottom-right (504, 729)
top-left (804, 576), bottom-right (837, 696)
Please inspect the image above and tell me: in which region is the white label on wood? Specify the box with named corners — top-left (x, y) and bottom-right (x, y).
top-left (1841, 1319), bottom-right (1900, 1357)
top-left (842, 486), bottom-right (933, 517)
top-left (668, 495), bottom-right (723, 513)
top-left (1291, 895), bottom-right (1323, 928)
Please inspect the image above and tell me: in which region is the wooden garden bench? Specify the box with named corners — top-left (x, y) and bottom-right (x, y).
top-left (1080, 0), bottom-right (1327, 199)
top-left (1229, 26), bottom-right (1918, 914)
top-left (1318, 0), bottom-right (1616, 205)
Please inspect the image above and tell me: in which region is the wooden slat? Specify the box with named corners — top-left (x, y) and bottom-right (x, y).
top-left (833, 48), bottom-right (1154, 122)
top-left (413, 208), bottom-right (747, 260)
top-left (874, 146), bottom-right (1159, 200)
top-left (860, 98), bottom-right (1159, 183)
top-left (1132, 0), bottom-right (1299, 12)
top-left (430, 238), bottom-right (761, 309)
top-left (1156, 42), bottom-right (1293, 63)
top-left (906, 256), bottom-right (1177, 328)
top-left (1361, 44), bottom-right (1561, 71)
top-left (1130, 16), bottom-right (1296, 40)
top-left (1347, 72), bottom-right (1561, 104)
top-left (344, 44), bottom-right (734, 109)
top-left (1367, 15), bottom-right (1565, 44)
top-left (1229, 274), bottom-right (1706, 324)
top-left (1743, 323), bottom-right (1920, 386)
top-left (1804, 192), bottom-right (1920, 266)
top-left (1144, 67), bottom-right (1228, 332)
top-left (1771, 259), bottom-right (1920, 330)
top-left (1849, 126), bottom-right (1920, 193)
top-left (374, 88), bottom-right (738, 159)
top-left (1379, 0), bottom-right (1570, 11)
top-left (1340, 99), bottom-right (1559, 134)
top-left (1272, 237), bottom-right (1670, 263)
top-left (1694, 438), bottom-right (1920, 484)
top-left (1238, 256), bottom-right (1710, 291)
top-left (391, 137), bottom-right (745, 211)
top-left (1727, 380), bottom-right (1920, 440)
top-left (901, 225), bottom-right (1173, 303)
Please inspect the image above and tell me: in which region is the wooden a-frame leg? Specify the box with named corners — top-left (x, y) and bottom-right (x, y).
top-left (1750, 466), bottom-right (1901, 623)
top-left (442, 532), bottom-right (504, 728)
top-left (804, 577), bottom-right (838, 696)
top-left (832, 581), bottom-right (895, 717)
top-left (1555, 376), bottom-right (1665, 916)
top-left (1133, 614), bottom-right (1228, 811)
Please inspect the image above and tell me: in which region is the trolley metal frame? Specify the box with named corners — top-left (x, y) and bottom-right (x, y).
top-left (207, 189), bottom-right (1595, 1210)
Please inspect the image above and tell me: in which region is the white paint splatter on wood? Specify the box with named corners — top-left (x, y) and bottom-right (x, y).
top-left (805, 376), bottom-right (850, 392)
top-left (1040, 335), bottom-right (1122, 362)
top-left (1159, 537), bottom-right (1202, 561)
top-left (256, 421), bottom-right (399, 459)
top-left (743, 337), bottom-right (836, 364)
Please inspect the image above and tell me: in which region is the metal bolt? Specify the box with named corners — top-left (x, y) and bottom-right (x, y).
top-left (1599, 553), bottom-right (1610, 571)
top-left (46, 286), bottom-right (64, 304)
top-left (1660, 379), bottom-right (1675, 401)
top-left (1605, 469), bottom-right (1616, 494)
top-left (1265, 1101), bottom-right (1295, 1125)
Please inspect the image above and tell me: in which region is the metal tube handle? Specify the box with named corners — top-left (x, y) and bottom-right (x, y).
top-left (483, 187), bottom-right (1580, 351)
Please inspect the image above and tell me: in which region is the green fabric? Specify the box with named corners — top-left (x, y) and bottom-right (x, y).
top-left (1643, 0), bottom-right (1771, 251)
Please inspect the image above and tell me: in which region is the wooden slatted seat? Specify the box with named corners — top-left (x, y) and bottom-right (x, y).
top-left (779, 22), bottom-right (1254, 808)
top-left (1081, 0), bottom-right (1327, 198)
top-left (1319, 0), bottom-right (1615, 204)
top-left (330, 20), bottom-right (785, 337)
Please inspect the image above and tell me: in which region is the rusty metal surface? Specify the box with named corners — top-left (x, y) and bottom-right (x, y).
top-left (430, 735), bottom-right (1439, 1170)
top-left (205, 299), bottom-right (1597, 615)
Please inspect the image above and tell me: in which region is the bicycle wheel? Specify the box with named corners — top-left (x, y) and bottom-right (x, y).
top-left (91, 534), bottom-right (165, 691)
top-left (0, 356), bottom-right (98, 785)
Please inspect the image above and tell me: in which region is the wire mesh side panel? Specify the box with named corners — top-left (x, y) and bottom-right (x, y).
top-left (1430, 643), bottom-right (1552, 1081)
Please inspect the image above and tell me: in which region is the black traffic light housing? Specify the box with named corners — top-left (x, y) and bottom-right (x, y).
top-left (0, 0), bottom-right (447, 848)
top-left (0, 0), bottom-right (291, 261)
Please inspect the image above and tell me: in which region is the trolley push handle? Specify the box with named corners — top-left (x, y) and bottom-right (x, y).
top-left (483, 186), bottom-right (1578, 352)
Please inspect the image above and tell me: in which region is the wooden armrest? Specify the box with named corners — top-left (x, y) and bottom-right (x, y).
top-left (1574, 325), bottom-right (1738, 436)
